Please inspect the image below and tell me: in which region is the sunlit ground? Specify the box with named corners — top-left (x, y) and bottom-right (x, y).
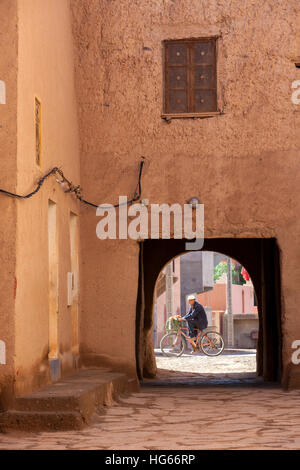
top-left (155, 348), bottom-right (256, 374)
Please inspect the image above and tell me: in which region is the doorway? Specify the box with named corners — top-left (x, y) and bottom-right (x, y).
top-left (48, 200), bottom-right (59, 361)
top-left (152, 252), bottom-right (258, 384)
top-left (136, 238), bottom-right (282, 384)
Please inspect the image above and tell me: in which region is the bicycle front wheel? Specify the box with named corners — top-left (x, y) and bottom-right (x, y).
top-left (200, 331), bottom-right (224, 356)
top-left (160, 333), bottom-right (185, 357)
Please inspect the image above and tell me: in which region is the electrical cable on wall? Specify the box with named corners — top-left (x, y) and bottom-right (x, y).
top-left (0, 157), bottom-right (145, 209)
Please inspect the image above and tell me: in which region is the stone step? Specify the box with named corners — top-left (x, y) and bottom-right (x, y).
top-left (0, 368), bottom-right (139, 431)
top-left (0, 410), bottom-right (86, 431)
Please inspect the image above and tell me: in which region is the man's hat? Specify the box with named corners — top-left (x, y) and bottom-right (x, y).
top-left (187, 294), bottom-right (196, 300)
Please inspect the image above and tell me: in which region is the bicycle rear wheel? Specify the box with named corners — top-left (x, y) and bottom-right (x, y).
top-left (200, 331), bottom-right (224, 356)
top-left (160, 333), bottom-right (185, 357)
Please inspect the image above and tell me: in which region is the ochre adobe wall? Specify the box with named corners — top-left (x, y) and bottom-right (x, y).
top-left (71, 0), bottom-right (300, 383)
top-left (0, 0), bottom-right (18, 408)
top-left (13, 0), bottom-right (81, 397)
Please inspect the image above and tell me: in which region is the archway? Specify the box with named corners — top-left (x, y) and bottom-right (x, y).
top-left (136, 238), bottom-right (282, 384)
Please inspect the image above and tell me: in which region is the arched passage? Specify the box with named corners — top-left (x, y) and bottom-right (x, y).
top-left (136, 238), bottom-right (282, 384)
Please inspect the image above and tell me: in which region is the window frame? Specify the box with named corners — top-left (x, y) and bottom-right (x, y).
top-left (162, 37), bottom-right (221, 120)
top-left (35, 96), bottom-right (42, 166)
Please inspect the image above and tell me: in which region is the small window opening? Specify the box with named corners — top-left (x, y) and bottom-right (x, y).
top-left (163, 37), bottom-right (218, 118)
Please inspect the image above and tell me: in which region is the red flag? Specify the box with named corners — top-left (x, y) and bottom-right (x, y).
top-left (242, 267), bottom-right (250, 281)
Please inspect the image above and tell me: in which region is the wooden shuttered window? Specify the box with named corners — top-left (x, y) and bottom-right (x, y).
top-left (164, 38), bottom-right (217, 116)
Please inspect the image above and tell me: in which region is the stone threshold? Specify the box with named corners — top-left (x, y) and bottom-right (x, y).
top-left (0, 368), bottom-right (139, 431)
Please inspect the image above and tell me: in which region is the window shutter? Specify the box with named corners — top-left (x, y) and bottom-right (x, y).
top-left (191, 39), bottom-right (217, 113)
top-left (164, 38), bottom-right (217, 115)
top-left (165, 42), bottom-right (188, 113)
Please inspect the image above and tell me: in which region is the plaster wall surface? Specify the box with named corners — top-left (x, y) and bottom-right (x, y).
top-left (198, 283), bottom-right (255, 314)
top-left (154, 257), bottom-right (181, 345)
top-left (0, 0), bottom-right (18, 407)
top-left (14, 0), bottom-right (81, 396)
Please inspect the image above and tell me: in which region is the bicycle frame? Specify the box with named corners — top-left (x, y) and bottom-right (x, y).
top-left (174, 326), bottom-right (216, 348)
top-left (162, 321), bottom-right (224, 357)
top-left (178, 327), bottom-right (201, 343)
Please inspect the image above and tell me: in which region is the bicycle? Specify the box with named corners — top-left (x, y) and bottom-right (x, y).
top-left (160, 316), bottom-right (225, 357)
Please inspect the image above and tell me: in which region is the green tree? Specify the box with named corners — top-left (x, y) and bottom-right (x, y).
top-left (214, 261), bottom-right (246, 285)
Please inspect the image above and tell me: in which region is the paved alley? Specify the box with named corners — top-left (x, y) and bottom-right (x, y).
top-left (0, 352), bottom-right (300, 450)
top-left (1, 383), bottom-right (300, 450)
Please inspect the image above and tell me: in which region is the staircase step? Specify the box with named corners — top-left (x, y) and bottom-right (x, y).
top-left (0, 410), bottom-right (86, 431)
top-left (0, 368), bottom-right (139, 431)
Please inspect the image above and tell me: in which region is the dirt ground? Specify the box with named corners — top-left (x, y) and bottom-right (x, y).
top-left (1, 352), bottom-right (300, 450)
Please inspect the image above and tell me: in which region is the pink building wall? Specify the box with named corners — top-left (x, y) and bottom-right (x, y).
top-left (197, 283), bottom-right (256, 314)
top-left (155, 258), bottom-right (181, 346)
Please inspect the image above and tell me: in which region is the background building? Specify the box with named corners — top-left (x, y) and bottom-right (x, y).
top-left (153, 253), bottom-right (258, 349)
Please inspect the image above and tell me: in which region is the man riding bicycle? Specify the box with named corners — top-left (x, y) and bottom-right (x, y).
top-left (162, 296), bottom-right (224, 357)
top-left (176, 294), bottom-right (208, 352)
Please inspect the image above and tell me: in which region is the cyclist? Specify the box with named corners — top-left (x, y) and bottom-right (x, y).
top-left (176, 294), bottom-right (208, 353)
